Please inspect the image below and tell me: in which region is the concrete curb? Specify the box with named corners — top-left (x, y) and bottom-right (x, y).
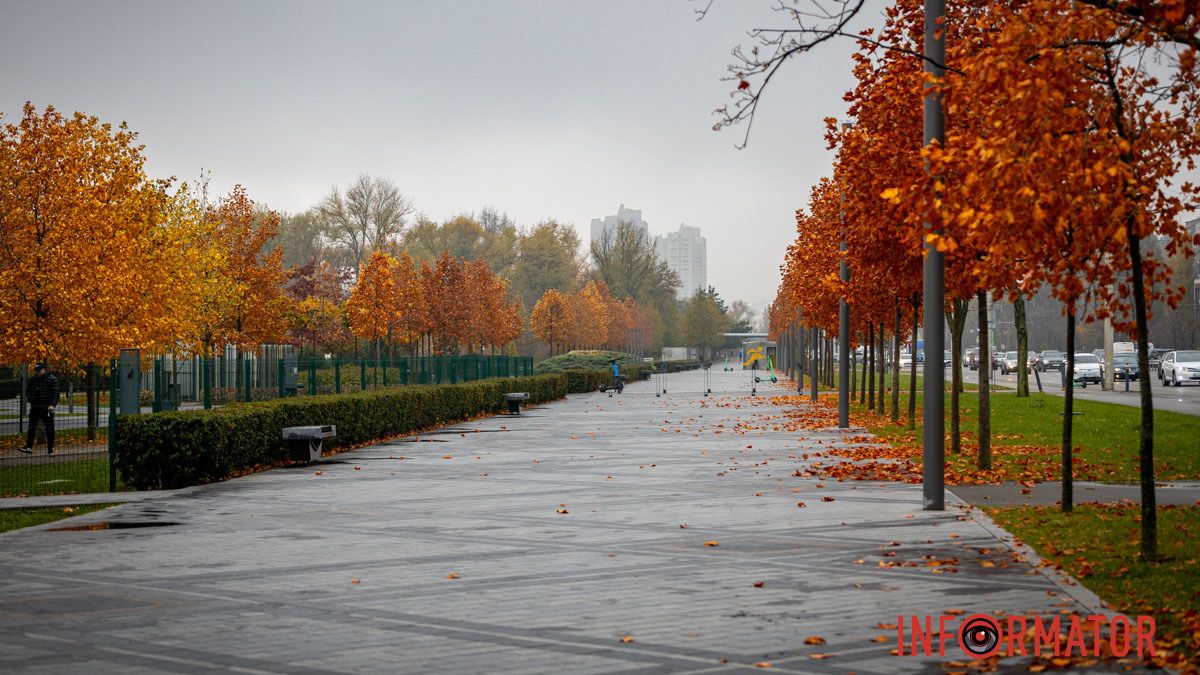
top-left (945, 489), bottom-right (1110, 616)
top-left (0, 489), bottom-right (180, 511)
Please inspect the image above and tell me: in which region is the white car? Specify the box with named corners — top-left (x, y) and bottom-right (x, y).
top-left (1072, 353), bottom-right (1103, 387)
top-left (899, 353), bottom-right (914, 369)
top-left (1159, 350), bottom-right (1200, 387)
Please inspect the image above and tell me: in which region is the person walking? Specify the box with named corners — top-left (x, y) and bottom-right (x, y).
top-left (18, 362), bottom-right (60, 456)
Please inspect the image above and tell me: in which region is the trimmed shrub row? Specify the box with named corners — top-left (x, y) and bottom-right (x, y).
top-left (115, 374), bottom-right (568, 490)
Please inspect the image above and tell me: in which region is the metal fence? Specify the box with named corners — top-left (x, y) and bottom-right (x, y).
top-left (0, 354), bottom-right (533, 497)
top-left (143, 354), bottom-right (535, 410)
top-left (0, 363), bottom-right (117, 498)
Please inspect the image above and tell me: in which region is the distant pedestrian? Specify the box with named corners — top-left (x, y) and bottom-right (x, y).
top-left (19, 362), bottom-right (59, 456)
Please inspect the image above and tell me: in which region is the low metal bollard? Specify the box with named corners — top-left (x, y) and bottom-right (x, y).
top-left (282, 425), bottom-right (337, 463)
top-left (505, 392), bottom-right (529, 415)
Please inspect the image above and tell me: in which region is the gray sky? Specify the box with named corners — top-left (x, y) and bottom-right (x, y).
top-left (1, 0), bottom-right (875, 310)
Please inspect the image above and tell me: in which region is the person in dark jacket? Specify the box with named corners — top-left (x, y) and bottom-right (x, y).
top-left (19, 362), bottom-right (60, 455)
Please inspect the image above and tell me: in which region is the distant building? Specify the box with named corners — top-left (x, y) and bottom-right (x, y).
top-left (655, 224), bottom-right (707, 299)
top-left (590, 204), bottom-right (648, 245)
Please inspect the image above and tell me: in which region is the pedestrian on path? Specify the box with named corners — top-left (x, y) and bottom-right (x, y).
top-left (19, 362), bottom-right (59, 456)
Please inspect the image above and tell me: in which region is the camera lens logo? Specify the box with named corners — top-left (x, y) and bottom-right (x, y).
top-left (957, 615), bottom-right (1002, 659)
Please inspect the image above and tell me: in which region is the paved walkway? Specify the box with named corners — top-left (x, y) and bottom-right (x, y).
top-left (0, 370), bottom-right (1131, 673)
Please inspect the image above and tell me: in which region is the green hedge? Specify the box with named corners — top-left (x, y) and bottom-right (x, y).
top-left (115, 374), bottom-right (568, 490)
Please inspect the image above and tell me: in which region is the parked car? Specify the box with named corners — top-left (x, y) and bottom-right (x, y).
top-left (1159, 350), bottom-right (1200, 387)
top-left (999, 351), bottom-right (1019, 374)
top-left (899, 353), bottom-right (913, 369)
top-left (1072, 353), bottom-right (1103, 386)
top-left (1109, 354), bottom-right (1140, 381)
top-left (943, 350), bottom-right (953, 367)
top-left (1039, 350), bottom-right (1064, 372)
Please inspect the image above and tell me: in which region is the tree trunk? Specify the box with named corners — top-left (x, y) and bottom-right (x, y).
top-left (977, 291), bottom-right (991, 470)
top-left (1015, 293), bottom-right (1030, 397)
top-left (908, 294), bottom-right (919, 430)
top-left (892, 302), bottom-right (901, 422)
top-left (1062, 301), bottom-right (1075, 513)
top-left (827, 337), bottom-right (835, 388)
top-left (1127, 232), bottom-right (1158, 560)
top-left (850, 340), bottom-right (857, 399)
top-left (86, 363), bottom-right (97, 441)
top-left (949, 300), bottom-right (969, 454)
top-left (860, 331), bottom-right (868, 404)
top-left (867, 323), bottom-right (875, 411)
top-left (877, 322), bottom-right (886, 415)
top-left (374, 338), bottom-right (381, 389)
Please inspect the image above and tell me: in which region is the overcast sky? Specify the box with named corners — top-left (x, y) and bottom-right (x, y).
top-left (1, 0), bottom-right (881, 310)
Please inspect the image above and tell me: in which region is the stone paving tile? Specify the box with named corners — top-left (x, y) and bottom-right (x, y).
top-left (0, 370), bottom-right (1145, 673)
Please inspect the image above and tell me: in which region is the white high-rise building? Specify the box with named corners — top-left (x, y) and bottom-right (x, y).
top-left (590, 204), bottom-right (648, 245)
top-left (655, 224), bottom-right (707, 300)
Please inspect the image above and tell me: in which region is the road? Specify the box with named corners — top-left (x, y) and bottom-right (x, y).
top-left (950, 366), bottom-right (1200, 416)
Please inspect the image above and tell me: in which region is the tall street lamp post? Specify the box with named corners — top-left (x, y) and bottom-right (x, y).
top-left (922, 0), bottom-right (947, 510)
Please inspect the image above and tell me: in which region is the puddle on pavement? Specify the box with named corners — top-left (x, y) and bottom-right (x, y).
top-left (49, 521), bottom-right (181, 531)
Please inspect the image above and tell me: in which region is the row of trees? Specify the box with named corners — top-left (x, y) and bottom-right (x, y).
top-left (764, 0), bottom-right (1199, 559)
top-left (530, 282), bottom-right (650, 354)
top-left (1, 102), bottom-right (759, 370)
top-left (346, 250), bottom-right (521, 362)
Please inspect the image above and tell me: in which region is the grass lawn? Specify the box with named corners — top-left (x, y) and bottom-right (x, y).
top-left (0, 503), bottom-right (116, 533)
top-left (988, 505), bottom-right (1200, 672)
top-left (0, 427), bottom-right (107, 451)
top-left (849, 373), bottom-right (1200, 482)
top-left (0, 458), bottom-right (122, 497)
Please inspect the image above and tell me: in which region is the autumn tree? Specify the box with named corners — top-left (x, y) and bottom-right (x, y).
top-left (346, 251), bottom-right (400, 374)
top-left (422, 251), bottom-right (469, 355)
top-left (212, 187), bottom-right (290, 359)
top-left (0, 103), bottom-right (206, 436)
top-left (531, 289), bottom-right (572, 354)
top-left (390, 251), bottom-right (429, 357)
top-left (0, 103), bottom-right (202, 365)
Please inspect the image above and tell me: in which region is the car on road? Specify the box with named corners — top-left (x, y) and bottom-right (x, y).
top-left (1159, 350), bottom-right (1200, 387)
top-left (1149, 347), bottom-right (1172, 373)
top-left (1109, 354), bottom-right (1140, 381)
top-left (1027, 351), bottom-right (1043, 371)
top-left (999, 351), bottom-right (1019, 374)
top-left (1039, 350), bottom-right (1064, 372)
top-left (943, 350), bottom-right (953, 367)
top-left (1072, 353), bottom-right (1103, 386)
top-left (899, 353), bottom-right (913, 369)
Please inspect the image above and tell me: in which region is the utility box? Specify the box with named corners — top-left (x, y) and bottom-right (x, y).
top-left (119, 348), bottom-right (141, 415)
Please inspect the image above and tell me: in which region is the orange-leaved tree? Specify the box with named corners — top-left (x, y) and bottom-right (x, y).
top-left (346, 250), bottom-right (400, 372)
top-left (531, 289), bottom-right (572, 354)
